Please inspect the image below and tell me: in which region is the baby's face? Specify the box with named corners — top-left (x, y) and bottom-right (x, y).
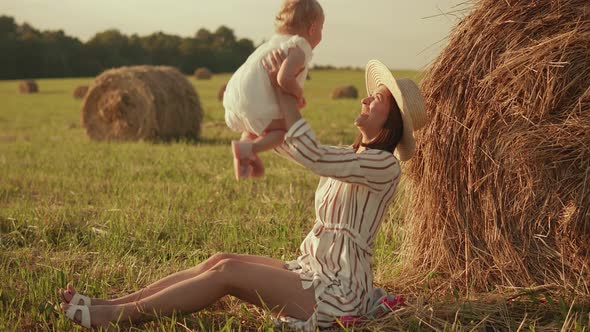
top-left (308, 15), bottom-right (324, 49)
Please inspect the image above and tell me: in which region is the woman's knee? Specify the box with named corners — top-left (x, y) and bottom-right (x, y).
top-left (210, 257), bottom-right (242, 273)
top-left (208, 258), bottom-right (246, 288)
top-left (208, 259), bottom-right (257, 301)
top-left (199, 252), bottom-right (235, 271)
top-left (210, 252), bottom-right (232, 263)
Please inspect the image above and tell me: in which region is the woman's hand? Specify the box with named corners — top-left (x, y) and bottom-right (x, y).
top-left (262, 50), bottom-right (286, 87)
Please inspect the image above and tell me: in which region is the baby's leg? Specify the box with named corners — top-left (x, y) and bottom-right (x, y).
top-left (252, 119), bottom-right (287, 154)
top-left (240, 131), bottom-right (257, 142)
top-left (231, 121), bottom-right (285, 180)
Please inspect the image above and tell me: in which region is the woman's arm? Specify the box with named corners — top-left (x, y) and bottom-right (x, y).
top-left (265, 53), bottom-right (400, 192)
top-left (275, 117), bottom-right (400, 192)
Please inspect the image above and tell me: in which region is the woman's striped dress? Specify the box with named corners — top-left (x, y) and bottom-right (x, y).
top-left (275, 119), bottom-right (401, 331)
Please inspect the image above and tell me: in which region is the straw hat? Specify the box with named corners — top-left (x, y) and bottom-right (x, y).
top-left (365, 59), bottom-right (428, 161)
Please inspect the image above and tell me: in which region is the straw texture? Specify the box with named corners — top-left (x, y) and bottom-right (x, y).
top-left (81, 66), bottom-right (203, 141)
top-left (399, 0), bottom-right (590, 295)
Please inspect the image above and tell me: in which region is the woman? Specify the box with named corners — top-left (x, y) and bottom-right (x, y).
top-left (59, 57), bottom-right (428, 331)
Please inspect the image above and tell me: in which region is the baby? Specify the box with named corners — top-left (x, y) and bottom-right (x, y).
top-left (223, 0), bottom-right (324, 180)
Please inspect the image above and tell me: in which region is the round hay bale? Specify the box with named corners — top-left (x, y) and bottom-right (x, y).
top-left (194, 67), bottom-right (212, 80)
top-left (81, 66), bottom-right (203, 141)
top-left (218, 83), bottom-right (227, 102)
top-left (19, 80), bottom-right (38, 94)
top-left (73, 85), bottom-right (89, 99)
top-left (330, 85), bottom-right (358, 99)
top-left (400, 0), bottom-right (590, 295)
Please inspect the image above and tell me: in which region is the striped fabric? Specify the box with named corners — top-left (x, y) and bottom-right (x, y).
top-left (275, 119), bottom-right (401, 331)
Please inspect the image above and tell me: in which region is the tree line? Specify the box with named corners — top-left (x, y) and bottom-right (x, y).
top-left (0, 16), bottom-right (256, 80)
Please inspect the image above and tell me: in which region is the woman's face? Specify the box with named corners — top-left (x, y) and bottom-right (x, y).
top-left (355, 85), bottom-right (393, 135)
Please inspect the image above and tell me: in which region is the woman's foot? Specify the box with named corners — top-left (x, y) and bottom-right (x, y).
top-left (60, 302), bottom-right (121, 330)
top-left (59, 283), bottom-right (109, 306)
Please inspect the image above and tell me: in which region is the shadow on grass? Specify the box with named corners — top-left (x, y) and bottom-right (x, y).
top-left (36, 90), bottom-right (68, 95)
top-left (151, 136), bottom-right (232, 146)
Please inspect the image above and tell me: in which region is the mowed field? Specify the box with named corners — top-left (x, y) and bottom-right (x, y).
top-left (2, 71), bottom-right (587, 331)
top-left (0, 70), bottom-right (420, 331)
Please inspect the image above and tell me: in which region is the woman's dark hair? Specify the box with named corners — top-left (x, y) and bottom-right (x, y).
top-left (352, 96), bottom-right (404, 153)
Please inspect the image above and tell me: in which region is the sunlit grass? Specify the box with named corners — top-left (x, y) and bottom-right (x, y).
top-left (1, 70), bottom-right (587, 331)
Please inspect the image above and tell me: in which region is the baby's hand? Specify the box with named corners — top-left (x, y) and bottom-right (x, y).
top-left (297, 96), bottom-right (306, 109)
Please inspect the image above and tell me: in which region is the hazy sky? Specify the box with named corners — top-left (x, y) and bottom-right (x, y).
top-left (1, 0), bottom-right (470, 70)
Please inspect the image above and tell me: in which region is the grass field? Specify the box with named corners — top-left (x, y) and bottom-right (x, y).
top-left (0, 70), bottom-right (587, 331)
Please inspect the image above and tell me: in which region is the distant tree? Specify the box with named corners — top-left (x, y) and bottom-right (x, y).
top-left (14, 23), bottom-right (44, 78)
top-left (195, 28), bottom-right (212, 44)
top-left (0, 16), bottom-right (18, 78)
top-left (212, 26), bottom-right (236, 48)
top-left (87, 29), bottom-right (133, 68)
top-left (0, 16), bottom-right (256, 79)
top-left (140, 32), bottom-right (182, 67)
top-left (0, 16), bottom-right (17, 38)
top-left (235, 38), bottom-right (255, 59)
top-left (18, 23), bottom-right (41, 39)
top-left (179, 38), bottom-right (212, 73)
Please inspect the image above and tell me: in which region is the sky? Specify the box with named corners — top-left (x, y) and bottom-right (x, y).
top-left (0, 0), bottom-right (471, 70)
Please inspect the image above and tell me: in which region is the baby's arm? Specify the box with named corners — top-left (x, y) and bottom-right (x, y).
top-left (277, 47), bottom-right (306, 101)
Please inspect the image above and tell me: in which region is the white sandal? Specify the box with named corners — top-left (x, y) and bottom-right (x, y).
top-left (70, 293), bottom-right (91, 306)
top-left (65, 304), bottom-right (91, 328)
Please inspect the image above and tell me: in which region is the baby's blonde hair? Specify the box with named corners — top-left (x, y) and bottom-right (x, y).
top-left (275, 0), bottom-right (324, 35)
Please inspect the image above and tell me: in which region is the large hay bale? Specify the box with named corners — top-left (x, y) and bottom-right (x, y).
top-left (218, 83), bottom-right (227, 102)
top-left (81, 66), bottom-right (203, 141)
top-left (400, 0), bottom-right (590, 295)
top-left (194, 67), bottom-right (212, 80)
top-left (73, 85), bottom-right (89, 99)
top-left (331, 85), bottom-right (358, 99)
top-left (19, 80), bottom-right (38, 94)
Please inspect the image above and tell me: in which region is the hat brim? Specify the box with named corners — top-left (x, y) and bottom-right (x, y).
top-left (365, 60), bottom-right (416, 161)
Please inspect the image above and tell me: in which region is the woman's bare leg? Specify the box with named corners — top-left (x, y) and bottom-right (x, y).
top-left (60, 253), bottom-right (287, 305)
top-left (61, 258), bottom-right (315, 329)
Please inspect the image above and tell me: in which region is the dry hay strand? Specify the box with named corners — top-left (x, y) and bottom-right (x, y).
top-left (331, 85), bottom-right (358, 99)
top-left (194, 67), bottom-right (212, 80)
top-left (73, 85), bottom-right (89, 99)
top-left (399, 0), bottom-right (590, 296)
top-left (19, 80), bottom-right (38, 94)
top-left (218, 83), bottom-right (227, 102)
top-left (354, 290), bottom-right (589, 331)
top-left (81, 66), bottom-right (203, 141)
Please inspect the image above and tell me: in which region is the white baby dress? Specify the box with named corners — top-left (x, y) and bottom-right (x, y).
top-left (223, 34), bottom-right (313, 136)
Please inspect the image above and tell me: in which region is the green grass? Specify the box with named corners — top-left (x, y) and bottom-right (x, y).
top-left (1, 70), bottom-right (588, 331)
